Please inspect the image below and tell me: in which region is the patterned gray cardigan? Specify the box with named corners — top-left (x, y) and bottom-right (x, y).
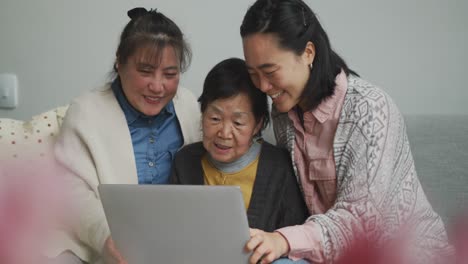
top-left (272, 75), bottom-right (451, 263)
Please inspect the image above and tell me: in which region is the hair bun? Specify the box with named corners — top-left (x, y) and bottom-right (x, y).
top-left (127, 7), bottom-right (148, 20)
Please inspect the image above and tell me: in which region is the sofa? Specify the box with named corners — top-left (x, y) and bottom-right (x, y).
top-left (0, 107), bottom-right (467, 260)
top-left (404, 115), bottom-right (468, 227)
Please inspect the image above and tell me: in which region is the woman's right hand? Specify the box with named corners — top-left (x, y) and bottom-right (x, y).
top-left (246, 228), bottom-right (290, 264)
top-left (103, 237), bottom-right (128, 264)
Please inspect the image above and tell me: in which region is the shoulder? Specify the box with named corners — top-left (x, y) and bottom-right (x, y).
top-left (346, 76), bottom-right (388, 105)
top-left (345, 76), bottom-right (400, 115)
top-left (173, 86), bottom-right (198, 105)
top-left (259, 141), bottom-right (290, 163)
top-left (174, 142), bottom-right (205, 160)
top-left (341, 75), bottom-right (403, 125)
top-left (172, 86), bottom-right (200, 117)
top-left (66, 84), bottom-right (117, 118)
top-left (62, 84), bottom-right (120, 127)
top-left (336, 76), bottom-right (406, 159)
top-left (71, 84), bottom-right (114, 107)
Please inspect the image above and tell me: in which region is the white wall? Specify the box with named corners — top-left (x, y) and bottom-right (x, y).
top-left (1, 0), bottom-right (467, 120)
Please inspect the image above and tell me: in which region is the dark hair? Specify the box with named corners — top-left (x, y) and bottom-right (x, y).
top-left (240, 0), bottom-right (357, 111)
top-left (198, 58), bottom-right (270, 136)
top-left (113, 8), bottom-right (191, 74)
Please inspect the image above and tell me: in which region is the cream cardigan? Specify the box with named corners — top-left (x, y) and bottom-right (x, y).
top-left (52, 85), bottom-right (201, 262)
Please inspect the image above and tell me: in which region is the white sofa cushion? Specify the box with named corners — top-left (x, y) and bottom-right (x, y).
top-left (0, 106), bottom-right (68, 160)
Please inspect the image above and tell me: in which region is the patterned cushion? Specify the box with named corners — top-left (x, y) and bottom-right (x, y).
top-left (0, 106), bottom-right (68, 160)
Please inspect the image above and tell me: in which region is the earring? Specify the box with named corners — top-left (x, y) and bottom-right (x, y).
top-left (309, 63), bottom-right (313, 70)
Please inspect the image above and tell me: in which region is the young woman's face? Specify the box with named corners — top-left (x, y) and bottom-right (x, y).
top-left (243, 33), bottom-right (314, 113)
top-left (117, 45), bottom-right (180, 116)
top-left (202, 93), bottom-right (262, 163)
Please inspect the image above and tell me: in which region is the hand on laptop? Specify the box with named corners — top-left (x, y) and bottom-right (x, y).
top-left (103, 237), bottom-right (128, 264)
top-left (245, 228), bottom-right (290, 264)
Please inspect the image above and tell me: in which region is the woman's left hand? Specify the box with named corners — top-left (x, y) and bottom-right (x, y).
top-left (245, 228), bottom-right (290, 264)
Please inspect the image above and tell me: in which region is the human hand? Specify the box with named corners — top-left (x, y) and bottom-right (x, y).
top-left (245, 228), bottom-right (290, 264)
top-left (103, 237), bottom-right (128, 264)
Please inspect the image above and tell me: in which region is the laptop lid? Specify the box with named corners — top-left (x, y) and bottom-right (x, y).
top-left (98, 184), bottom-right (250, 264)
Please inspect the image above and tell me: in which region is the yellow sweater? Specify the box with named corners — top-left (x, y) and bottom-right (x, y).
top-left (202, 155), bottom-right (259, 210)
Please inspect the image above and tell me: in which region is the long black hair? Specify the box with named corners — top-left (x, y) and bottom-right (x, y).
top-left (240, 0), bottom-right (357, 111)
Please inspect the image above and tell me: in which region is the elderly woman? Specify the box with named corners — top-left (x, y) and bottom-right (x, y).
top-left (171, 58), bottom-right (308, 233)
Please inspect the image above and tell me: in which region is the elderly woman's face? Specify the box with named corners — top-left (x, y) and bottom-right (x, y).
top-left (117, 45), bottom-right (180, 116)
top-left (202, 93), bottom-right (262, 163)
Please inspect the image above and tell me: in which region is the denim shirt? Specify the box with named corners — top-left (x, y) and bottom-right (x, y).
top-left (111, 79), bottom-right (183, 184)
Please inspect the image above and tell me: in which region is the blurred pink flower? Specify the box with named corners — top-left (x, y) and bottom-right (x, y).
top-left (0, 157), bottom-right (71, 264)
top-left (452, 213), bottom-right (468, 264)
top-left (334, 217), bottom-right (460, 264)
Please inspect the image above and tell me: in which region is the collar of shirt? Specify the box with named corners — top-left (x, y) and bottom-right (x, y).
top-left (111, 78), bottom-right (175, 126)
top-left (308, 70), bottom-right (348, 124)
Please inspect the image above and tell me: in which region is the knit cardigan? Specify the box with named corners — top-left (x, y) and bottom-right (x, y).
top-left (272, 75), bottom-right (452, 263)
top-left (170, 141), bottom-right (309, 232)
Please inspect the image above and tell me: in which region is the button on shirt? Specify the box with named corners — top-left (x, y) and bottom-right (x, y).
top-left (112, 79), bottom-right (183, 184)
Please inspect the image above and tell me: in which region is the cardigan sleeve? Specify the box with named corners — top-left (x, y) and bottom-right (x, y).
top-left (54, 101), bottom-right (110, 255)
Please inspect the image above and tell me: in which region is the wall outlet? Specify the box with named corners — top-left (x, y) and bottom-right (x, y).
top-left (0, 73), bottom-right (19, 109)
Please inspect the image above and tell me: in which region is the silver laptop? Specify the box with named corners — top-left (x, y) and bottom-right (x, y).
top-left (98, 184), bottom-right (250, 264)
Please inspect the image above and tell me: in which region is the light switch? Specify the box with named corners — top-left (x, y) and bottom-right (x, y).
top-left (0, 73), bottom-right (18, 109)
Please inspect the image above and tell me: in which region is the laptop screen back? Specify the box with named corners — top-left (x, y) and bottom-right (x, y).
top-left (98, 184), bottom-right (250, 264)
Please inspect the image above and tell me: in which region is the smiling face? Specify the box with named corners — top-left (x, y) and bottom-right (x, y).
top-left (117, 45), bottom-right (180, 116)
top-left (202, 93), bottom-right (262, 163)
top-left (242, 33), bottom-right (314, 112)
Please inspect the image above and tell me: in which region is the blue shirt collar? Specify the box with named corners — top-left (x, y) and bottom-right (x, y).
top-left (111, 78), bottom-right (175, 125)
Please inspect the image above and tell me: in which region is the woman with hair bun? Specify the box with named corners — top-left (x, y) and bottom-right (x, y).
top-left (54, 8), bottom-right (200, 264)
